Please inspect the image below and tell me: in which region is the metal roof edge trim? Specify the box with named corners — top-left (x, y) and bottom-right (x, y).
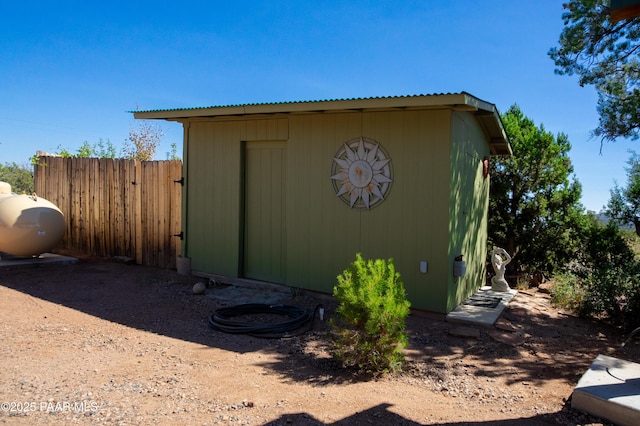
top-left (130, 92), bottom-right (498, 118)
top-left (130, 91), bottom-right (511, 155)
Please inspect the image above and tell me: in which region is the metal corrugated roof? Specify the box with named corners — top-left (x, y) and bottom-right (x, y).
top-left (131, 91), bottom-right (478, 115)
top-left (131, 91), bottom-right (511, 155)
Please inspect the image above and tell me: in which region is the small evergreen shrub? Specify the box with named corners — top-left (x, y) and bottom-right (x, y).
top-left (329, 253), bottom-right (411, 375)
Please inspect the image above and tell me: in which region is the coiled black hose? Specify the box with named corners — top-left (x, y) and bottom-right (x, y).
top-left (208, 303), bottom-right (322, 338)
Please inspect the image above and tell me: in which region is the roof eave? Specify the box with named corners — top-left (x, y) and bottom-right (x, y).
top-left (474, 109), bottom-right (512, 156)
top-left (132, 93), bottom-right (481, 120)
top-left (132, 92), bottom-right (512, 155)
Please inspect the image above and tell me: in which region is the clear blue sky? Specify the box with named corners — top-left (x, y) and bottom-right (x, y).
top-left (1, 1), bottom-right (635, 212)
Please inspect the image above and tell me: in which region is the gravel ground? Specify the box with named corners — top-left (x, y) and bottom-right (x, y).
top-left (1, 255), bottom-right (637, 425)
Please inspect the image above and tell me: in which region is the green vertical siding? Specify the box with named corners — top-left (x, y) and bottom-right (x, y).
top-left (185, 121), bottom-right (242, 276)
top-left (447, 112), bottom-right (491, 311)
top-left (244, 141), bottom-right (287, 282)
top-left (286, 113), bottom-right (362, 293)
top-left (358, 110), bottom-right (451, 312)
top-left (185, 119), bottom-right (288, 277)
top-left (183, 109), bottom-right (491, 313)
top-left (286, 110), bottom-right (452, 312)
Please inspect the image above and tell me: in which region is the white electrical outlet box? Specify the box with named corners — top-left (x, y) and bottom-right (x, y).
top-left (420, 261), bottom-right (428, 273)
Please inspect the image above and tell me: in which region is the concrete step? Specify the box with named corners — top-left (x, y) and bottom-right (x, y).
top-left (446, 286), bottom-right (517, 326)
top-left (572, 354), bottom-right (640, 426)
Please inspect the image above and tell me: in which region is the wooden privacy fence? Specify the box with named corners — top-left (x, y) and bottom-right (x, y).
top-left (34, 156), bottom-right (182, 269)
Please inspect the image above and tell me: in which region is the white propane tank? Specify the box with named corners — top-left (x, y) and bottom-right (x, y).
top-left (0, 181), bottom-right (66, 257)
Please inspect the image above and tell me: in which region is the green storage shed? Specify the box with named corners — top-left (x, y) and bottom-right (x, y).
top-left (134, 92), bottom-right (511, 314)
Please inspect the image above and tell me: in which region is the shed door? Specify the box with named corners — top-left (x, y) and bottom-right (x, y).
top-left (243, 141), bottom-right (287, 283)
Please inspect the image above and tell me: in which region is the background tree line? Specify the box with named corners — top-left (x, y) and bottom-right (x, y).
top-left (487, 0), bottom-right (640, 332)
top-left (490, 104), bottom-right (640, 332)
top-left (543, 0), bottom-right (640, 331)
top-left (1, 120), bottom-right (178, 194)
top-left (53, 121), bottom-right (178, 162)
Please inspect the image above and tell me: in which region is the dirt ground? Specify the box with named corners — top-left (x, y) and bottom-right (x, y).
top-left (1, 254), bottom-right (638, 425)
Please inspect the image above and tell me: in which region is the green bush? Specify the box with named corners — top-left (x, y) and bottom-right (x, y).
top-left (0, 162), bottom-right (34, 194)
top-left (551, 273), bottom-right (586, 312)
top-left (622, 230), bottom-right (640, 258)
top-left (329, 253), bottom-right (411, 375)
top-left (551, 222), bottom-right (640, 330)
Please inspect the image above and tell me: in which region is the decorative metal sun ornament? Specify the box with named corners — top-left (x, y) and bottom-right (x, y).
top-left (330, 137), bottom-right (393, 209)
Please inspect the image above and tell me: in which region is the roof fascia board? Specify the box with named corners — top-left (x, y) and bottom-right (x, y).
top-left (131, 92), bottom-right (511, 155)
top-left (132, 93), bottom-right (493, 120)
